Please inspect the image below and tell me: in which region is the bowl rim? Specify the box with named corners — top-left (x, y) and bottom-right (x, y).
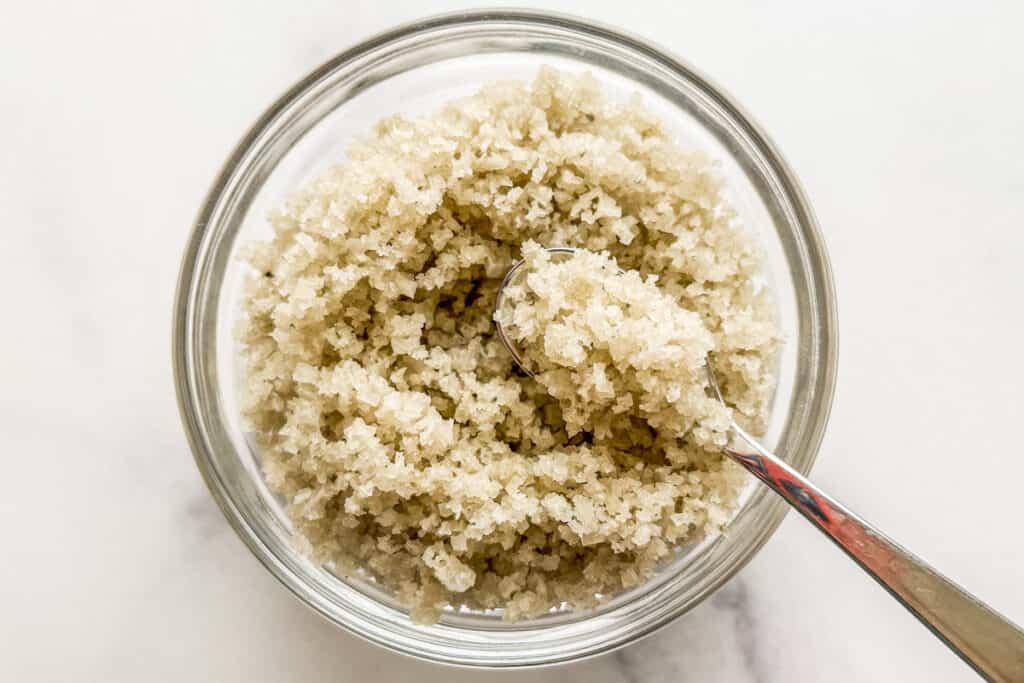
top-left (173, 7), bottom-right (838, 668)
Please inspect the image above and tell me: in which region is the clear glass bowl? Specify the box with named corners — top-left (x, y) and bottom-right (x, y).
top-left (173, 9), bottom-right (837, 668)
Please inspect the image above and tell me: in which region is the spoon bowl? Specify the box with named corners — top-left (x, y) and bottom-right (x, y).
top-left (494, 246), bottom-right (1024, 682)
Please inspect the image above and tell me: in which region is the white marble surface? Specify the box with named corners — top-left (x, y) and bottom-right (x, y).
top-left (2, 1), bottom-right (1023, 680)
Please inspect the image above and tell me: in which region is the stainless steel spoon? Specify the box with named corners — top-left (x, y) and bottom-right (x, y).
top-left (494, 246), bottom-right (1024, 682)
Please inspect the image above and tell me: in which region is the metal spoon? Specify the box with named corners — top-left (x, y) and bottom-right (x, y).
top-left (494, 246), bottom-right (1024, 682)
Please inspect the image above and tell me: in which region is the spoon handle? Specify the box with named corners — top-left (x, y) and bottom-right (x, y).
top-left (726, 428), bottom-right (1024, 682)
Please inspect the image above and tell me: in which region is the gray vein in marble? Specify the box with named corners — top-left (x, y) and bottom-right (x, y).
top-left (712, 579), bottom-right (764, 683)
top-left (608, 577), bottom-right (763, 683)
top-left (612, 649), bottom-right (643, 683)
top-left (183, 485), bottom-right (228, 543)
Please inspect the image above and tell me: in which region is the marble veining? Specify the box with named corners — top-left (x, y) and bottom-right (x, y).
top-left (712, 580), bottom-right (763, 683)
top-left (612, 580), bottom-right (764, 683)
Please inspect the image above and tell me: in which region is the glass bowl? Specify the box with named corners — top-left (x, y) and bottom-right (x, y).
top-left (173, 9), bottom-right (837, 668)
